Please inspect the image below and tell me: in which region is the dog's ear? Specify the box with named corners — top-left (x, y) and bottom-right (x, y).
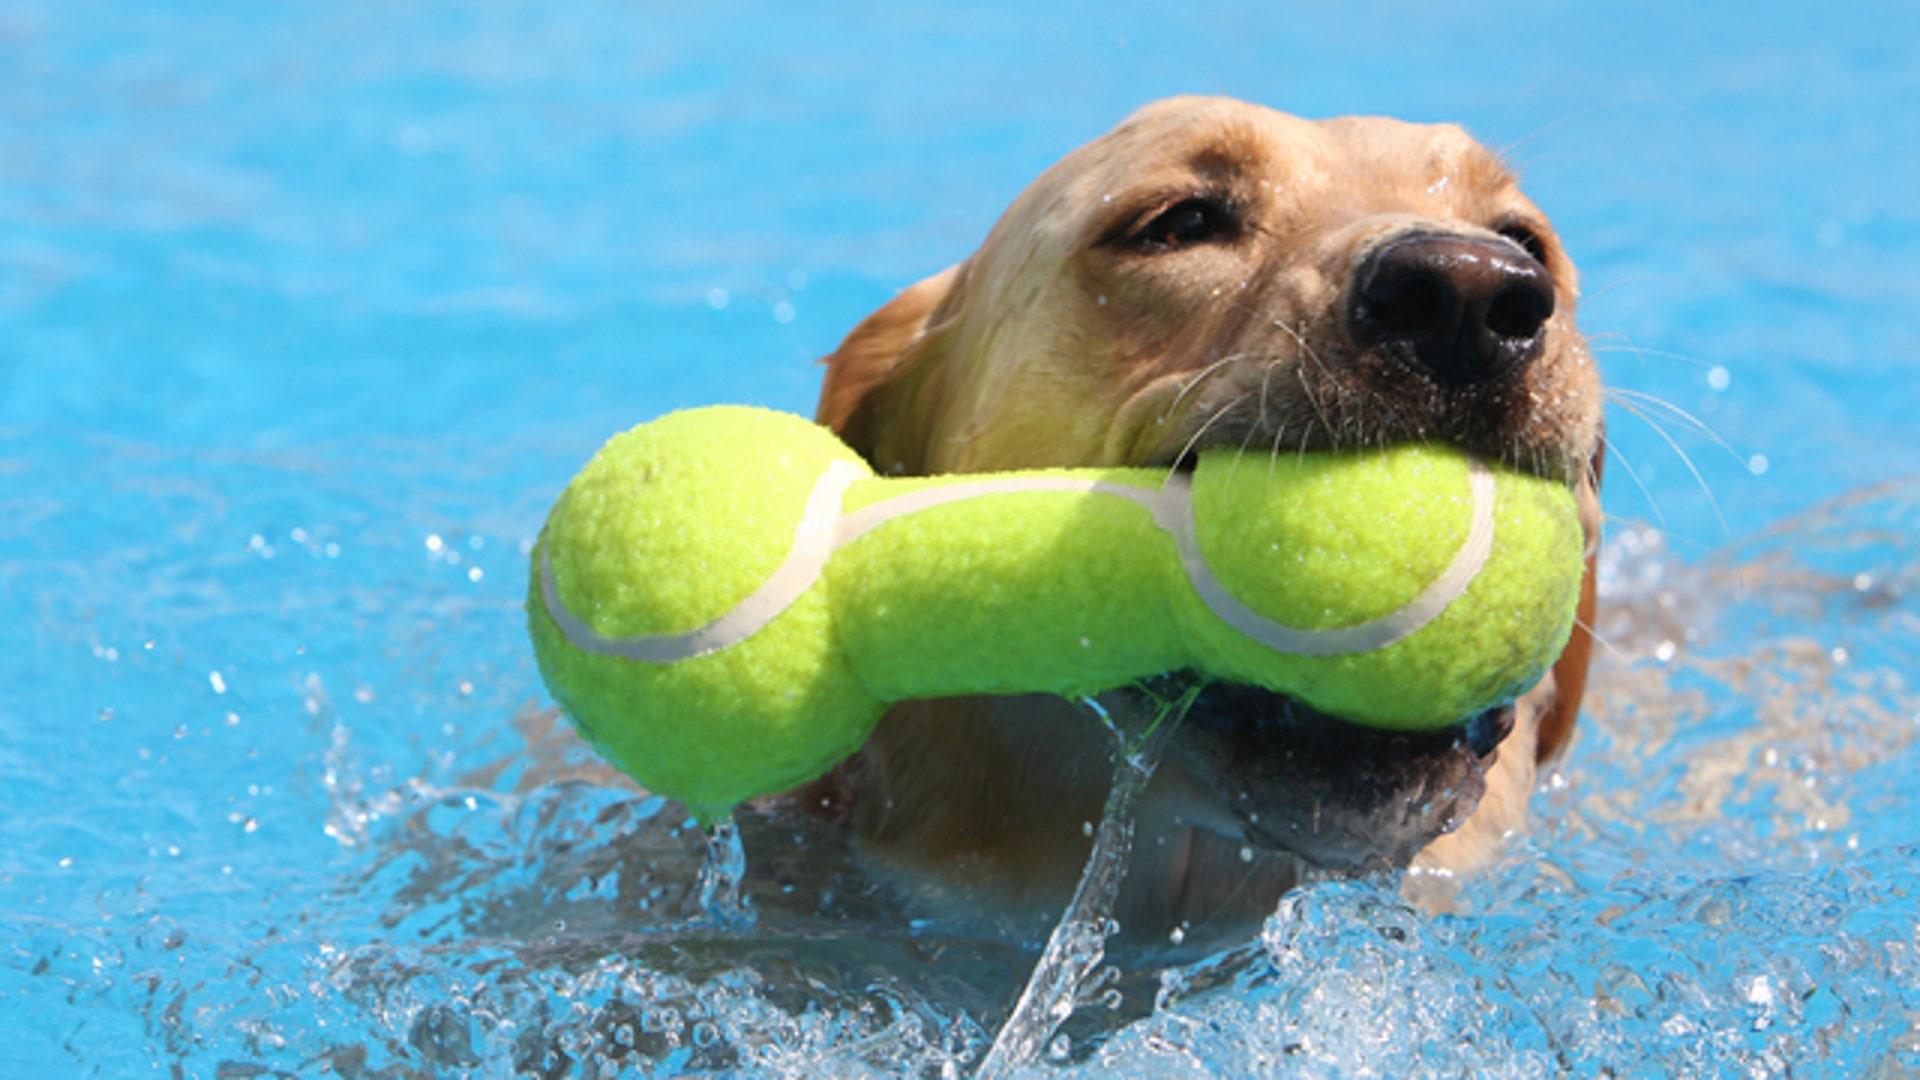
top-left (816, 265), bottom-right (962, 463)
top-left (1535, 439), bottom-right (1605, 764)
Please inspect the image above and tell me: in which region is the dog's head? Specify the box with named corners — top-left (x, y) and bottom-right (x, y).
top-left (817, 97), bottom-right (1603, 880)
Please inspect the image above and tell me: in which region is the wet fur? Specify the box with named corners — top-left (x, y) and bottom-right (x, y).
top-left (796, 97), bottom-right (1604, 943)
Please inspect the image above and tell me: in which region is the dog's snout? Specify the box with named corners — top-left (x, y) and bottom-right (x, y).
top-left (1352, 232), bottom-right (1555, 385)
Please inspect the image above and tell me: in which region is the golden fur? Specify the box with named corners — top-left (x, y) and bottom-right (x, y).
top-left (797, 96), bottom-right (1604, 942)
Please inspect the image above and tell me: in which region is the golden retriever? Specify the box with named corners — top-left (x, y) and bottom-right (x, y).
top-left (793, 96), bottom-right (1604, 946)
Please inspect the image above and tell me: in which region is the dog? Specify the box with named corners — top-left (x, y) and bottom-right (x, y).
top-left (792, 96), bottom-right (1604, 946)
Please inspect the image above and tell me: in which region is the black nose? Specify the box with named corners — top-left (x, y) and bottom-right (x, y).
top-left (1351, 232), bottom-right (1555, 385)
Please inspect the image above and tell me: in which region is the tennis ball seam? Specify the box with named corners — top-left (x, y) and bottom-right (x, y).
top-left (527, 406), bottom-right (1584, 813)
top-left (539, 453), bottom-right (1500, 666)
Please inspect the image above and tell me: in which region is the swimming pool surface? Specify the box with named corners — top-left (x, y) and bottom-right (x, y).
top-left (4, 2), bottom-right (1918, 1075)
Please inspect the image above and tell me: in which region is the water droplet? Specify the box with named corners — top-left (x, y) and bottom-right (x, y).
top-left (1046, 1033), bottom-right (1072, 1061)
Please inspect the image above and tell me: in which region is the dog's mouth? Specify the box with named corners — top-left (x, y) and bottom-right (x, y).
top-left (1164, 424), bottom-right (1570, 488)
top-left (1142, 418), bottom-right (1565, 875)
top-left (1136, 673), bottom-right (1513, 875)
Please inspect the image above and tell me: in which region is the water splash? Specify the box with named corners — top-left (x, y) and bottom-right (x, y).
top-left (687, 815), bottom-right (754, 929)
top-left (11, 455), bottom-right (1920, 1075)
top-left (978, 689), bottom-right (1193, 1076)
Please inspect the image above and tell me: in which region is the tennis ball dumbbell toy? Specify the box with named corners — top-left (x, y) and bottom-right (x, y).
top-left (527, 406), bottom-right (1584, 822)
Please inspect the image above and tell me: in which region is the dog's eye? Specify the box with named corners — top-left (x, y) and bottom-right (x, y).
top-left (1495, 219), bottom-right (1550, 265)
top-left (1125, 196), bottom-right (1239, 252)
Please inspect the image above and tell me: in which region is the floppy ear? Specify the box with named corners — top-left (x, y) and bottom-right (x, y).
top-left (815, 266), bottom-right (961, 460)
top-left (1535, 438), bottom-right (1604, 764)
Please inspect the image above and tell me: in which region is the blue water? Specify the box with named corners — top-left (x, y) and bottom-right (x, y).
top-left (4, 2), bottom-right (1918, 1075)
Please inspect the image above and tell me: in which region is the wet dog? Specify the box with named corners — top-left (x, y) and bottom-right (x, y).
top-left (794, 96), bottom-right (1604, 945)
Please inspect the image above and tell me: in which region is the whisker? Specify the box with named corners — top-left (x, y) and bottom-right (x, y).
top-left (1608, 395), bottom-right (1731, 540)
top-left (1587, 339), bottom-right (1717, 372)
top-left (1495, 95), bottom-right (1701, 160)
top-left (1292, 364), bottom-right (1337, 451)
top-left (1267, 416), bottom-right (1291, 483)
top-left (1574, 612), bottom-right (1628, 665)
top-left (1272, 318), bottom-right (1333, 383)
top-left (1604, 388), bottom-right (1744, 462)
top-left (1571, 274), bottom-right (1661, 313)
top-left (1597, 431), bottom-right (1667, 530)
top-left (1582, 451), bottom-right (1604, 514)
top-left (1167, 352), bottom-right (1253, 415)
top-left (1163, 397), bottom-right (1243, 485)
top-left (1227, 409), bottom-right (1269, 484)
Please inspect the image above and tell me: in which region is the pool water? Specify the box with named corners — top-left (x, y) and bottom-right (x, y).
top-left (4, 1), bottom-right (1919, 1075)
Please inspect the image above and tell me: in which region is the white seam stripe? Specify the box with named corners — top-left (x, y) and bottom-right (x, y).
top-left (1169, 461), bottom-right (1495, 656)
top-left (541, 459), bottom-right (864, 662)
top-left (541, 457), bottom-right (1496, 663)
top-left (837, 475), bottom-right (1164, 546)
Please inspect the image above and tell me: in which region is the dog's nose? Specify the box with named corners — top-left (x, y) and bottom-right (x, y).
top-left (1351, 232), bottom-right (1555, 385)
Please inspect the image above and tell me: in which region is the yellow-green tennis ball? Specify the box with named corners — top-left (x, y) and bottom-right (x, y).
top-left (527, 405), bottom-right (1585, 819)
top-left (830, 467), bottom-right (1188, 703)
top-left (1179, 446), bottom-right (1582, 729)
top-left (526, 406), bottom-right (884, 822)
